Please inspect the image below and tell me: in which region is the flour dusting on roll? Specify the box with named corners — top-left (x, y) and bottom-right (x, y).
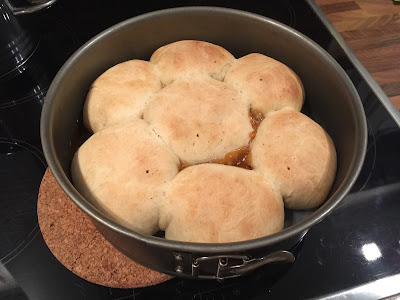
top-left (84, 60), bottom-right (162, 133)
top-left (251, 109), bottom-right (337, 209)
top-left (160, 164), bottom-right (284, 243)
top-left (143, 76), bottom-right (252, 165)
top-left (71, 119), bottom-right (180, 235)
top-left (224, 53), bottom-right (304, 115)
top-left (150, 40), bottom-right (235, 85)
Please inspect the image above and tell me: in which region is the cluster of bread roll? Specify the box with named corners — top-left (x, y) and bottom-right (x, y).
top-left (71, 40), bottom-right (337, 244)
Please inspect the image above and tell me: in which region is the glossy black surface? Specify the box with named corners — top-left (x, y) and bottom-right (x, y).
top-left (1, 0), bottom-right (400, 299)
top-left (0, 0), bottom-right (38, 81)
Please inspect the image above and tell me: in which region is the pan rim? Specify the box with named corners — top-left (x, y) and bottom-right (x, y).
top-left (41, 6), bottom-right (367, 254)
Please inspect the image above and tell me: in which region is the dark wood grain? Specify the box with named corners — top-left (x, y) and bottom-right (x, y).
top-left (316, 0), bottom-right (400, 111)
top-left (319, 1), bottom-right (360, 14)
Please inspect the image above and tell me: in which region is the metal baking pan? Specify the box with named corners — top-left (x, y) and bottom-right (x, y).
top-left (40, 7), bottom-right (367, 279)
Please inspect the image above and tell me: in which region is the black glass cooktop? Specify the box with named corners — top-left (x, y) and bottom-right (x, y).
top-left (1, 0), bottom-right (400, 299)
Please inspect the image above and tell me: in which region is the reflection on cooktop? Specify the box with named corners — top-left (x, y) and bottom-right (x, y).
top-left (0, 16), bottom-right (78, 144)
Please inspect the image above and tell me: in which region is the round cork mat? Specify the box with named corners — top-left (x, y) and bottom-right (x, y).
top-left (37, 168), bottom-right (172, 288)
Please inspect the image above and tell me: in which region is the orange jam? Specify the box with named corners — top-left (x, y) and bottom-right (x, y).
top-left (178, 108), bottom-right (265, 171)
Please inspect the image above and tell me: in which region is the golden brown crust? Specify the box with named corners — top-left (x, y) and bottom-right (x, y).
top-left (83, 60), bottom-right (161, 133)
top-left (150, 40), bottom-right (235, 85)
top-left (251, 109), bottom-right (337, 209)
top-left (71, 120), bottom-right (180, 235)
top-left (143, 76), bottom-right (252, 164)
top-left (160, 164), bottom-right (284, 243)
top-left (224, 53), bottom-right (304, 115)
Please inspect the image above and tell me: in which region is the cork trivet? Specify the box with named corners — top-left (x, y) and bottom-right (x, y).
top-left (37, 168), bottom-right (172, 288)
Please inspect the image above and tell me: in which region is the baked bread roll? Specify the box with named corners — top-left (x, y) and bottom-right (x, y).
top-left (251, 109), bottom-right (337, 209)
top-left (150, 40), bottom-right (235, 85)
top-left (159, 164), bottom-right (284, 243)
top-left (143, 76), bottom-right (252, 164)
top-left (83, 60), bottom-right (162, 133)
top-left (224, 53), bottom-right (304, 115)
top-left (71, 120), bottom-right (180, 235)
top-left (74, 40), bottom-right (337, 244)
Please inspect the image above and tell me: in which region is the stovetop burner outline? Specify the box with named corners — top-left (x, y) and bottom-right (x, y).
top-left (0, 138), bottom-right (46, 264)
top-left (281, 0), bottom-right (297, 28)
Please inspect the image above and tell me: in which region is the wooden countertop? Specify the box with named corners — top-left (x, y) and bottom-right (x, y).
top-left (316, 0), bottom-right (400, 111)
